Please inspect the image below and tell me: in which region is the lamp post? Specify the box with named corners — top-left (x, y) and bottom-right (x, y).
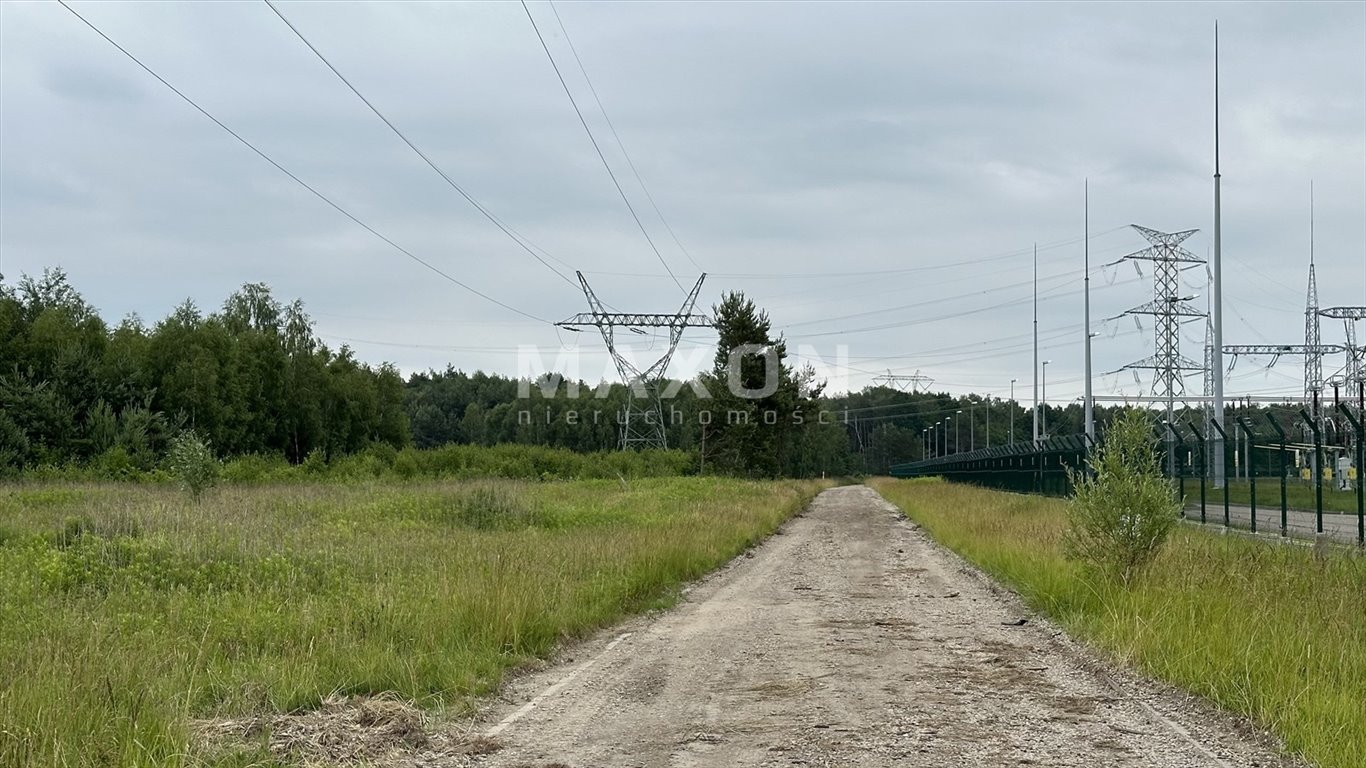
top-left (969, 403), bottom-right (976, 452)
top-left (955, 410), bottom-right (963, 454)
top-left (1010, 378), bottom-right (1018, 445)
top-left (1041, 360), bottom-right (1052, 440)
top-left (922, 428), bottom-right (929, 459)
top-left (940, 419), bottom-right (947, 457)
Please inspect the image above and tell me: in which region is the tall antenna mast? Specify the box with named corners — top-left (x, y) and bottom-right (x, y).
top-left (1211, 21), bottom-right (1227, 489)
top-left (1033, 243), bottom-right (1040, 443)
top-left (1305, 181), bottom-right (1323, 413)
top-left (1084, 180), bottom-right (1094, 442)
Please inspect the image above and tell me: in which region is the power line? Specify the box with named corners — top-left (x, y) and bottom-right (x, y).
top-left (581, 226), bottom-right (1133, 281)
top-left (794, 270), bottom-right (1137, 339)
top-left (519, 0), bottom-right (685, 292)
top-left (547, 0), bottom-right (702, 273)
top-left (57, 0), bottom-right (549, 325)
top-left (261, 0), bottom-right (576, 289)
top-left (779, 263), bottom-right (1137, 330)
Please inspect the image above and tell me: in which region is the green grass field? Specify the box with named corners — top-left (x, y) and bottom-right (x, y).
top-left (1195, 479), bottom-right (1365, 515)
top-left (0, 476), bottom-right (824, 767)
top-left (869, 477), bottom-right (1366, 768)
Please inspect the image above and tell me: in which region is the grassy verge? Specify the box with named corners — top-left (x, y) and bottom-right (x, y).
top-left (0, 477), bottom-right (824, 767)
top-left (868, 477), bottom-right (1365, 768)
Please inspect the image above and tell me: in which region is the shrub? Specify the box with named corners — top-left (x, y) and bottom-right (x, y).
top-left (92, 446), bottom-right (137, 480)
top-left (301, 447), bottom-right (328, 476)
top-left (166, 430), bottom-right (219, 501)
top-left (1064, 410), bottom-right (1180, 586)
top-left (221, 453), bottom-right (292, 483)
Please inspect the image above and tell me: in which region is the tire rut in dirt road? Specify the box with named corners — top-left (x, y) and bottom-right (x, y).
top-left (464, 485), bottom-right (1299, 768)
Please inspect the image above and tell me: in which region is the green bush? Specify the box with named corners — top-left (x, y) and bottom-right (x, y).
top-left (221, 453), bottom-right (294, 483)
top-left (166, 430), bottom-right (220, 501)
top-left (362, 442), bottom-right (398, 468)
top-left (1065, 409), bottom-right (1180, 586)
top-left (93, 446), bottom-right (138, 479)
top-left (301, 447), bottom-right (328, 476)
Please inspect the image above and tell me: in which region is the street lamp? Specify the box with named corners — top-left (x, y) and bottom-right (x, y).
top-left (922, 427), bottom-right (929, 459)
top-left (1041, 360), bottom-right (1052, 440)
top-left (1010, 378), bottom-right (1018, 445)
top-left (955, 409), bottom-right (963, 454)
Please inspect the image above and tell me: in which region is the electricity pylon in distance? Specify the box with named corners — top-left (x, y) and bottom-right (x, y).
top-left (558, 272), bottom-right (710, 450)
top-left (1117, 226), bottom-right (1207, 418)
top-left (872, 369), bottom-right (933, 393)
top-left (1320, 306), bottom-right (1366, 393)
top-left (1115, 225), bottom-right (1205, 479)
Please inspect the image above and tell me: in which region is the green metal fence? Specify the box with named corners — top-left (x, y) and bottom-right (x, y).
top-left (891, 408), bottom-right (1365, 547)
top-left (888, 435), bottom-right (1090, 497)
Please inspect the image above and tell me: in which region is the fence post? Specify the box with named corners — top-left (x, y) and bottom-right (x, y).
top-left (1164, 422), bottom-right (1187, 517)
top-left (1265, 413), bottom-right (1289, 536)
top-left (1337, 403), bottom-right (1364, 547)
top-left (1237, 417), bottom-right (1258, 534)
top-left (1187, 421), bottom-right (1207, 525)
top-left (1209, 418), bottom-right (1231, 528)
top-left (1299, 409), bottom-right (1324, 535)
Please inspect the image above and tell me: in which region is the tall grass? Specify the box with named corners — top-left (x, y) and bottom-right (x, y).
top-left (869, 477), bottom-right (1366, 768)
top-left (12, 443), bottom-right (696, 486)
top-left (0, 477), bottom-right (823, 767)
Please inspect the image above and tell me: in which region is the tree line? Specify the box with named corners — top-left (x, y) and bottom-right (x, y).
top-left (5, 270), bottom-right (1316, 479)
top-left (1, 270), bottom-right (406, 472)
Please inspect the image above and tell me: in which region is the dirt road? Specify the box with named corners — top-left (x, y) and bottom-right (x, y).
top-left (465, 486), bottom-right (1296, 768)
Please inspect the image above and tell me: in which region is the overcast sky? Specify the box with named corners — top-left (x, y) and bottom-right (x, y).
top-left (2, 1), bottom-right (1363, 405)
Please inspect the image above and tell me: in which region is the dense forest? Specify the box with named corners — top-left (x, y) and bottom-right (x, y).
top-left (2, 270), bottom-right (1319, 478)
top-left (1, 270), bottom-right (406, 472)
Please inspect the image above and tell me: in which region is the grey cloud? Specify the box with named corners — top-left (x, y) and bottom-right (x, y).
top-left (1, 0), bottom-right (1362, 399)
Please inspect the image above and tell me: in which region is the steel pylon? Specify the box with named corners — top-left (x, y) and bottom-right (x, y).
top-left (557, 272), bottom-right (710, 450)
top-left (1304, 258), bottom-right (1323, 410)
top-left (872, 369), bottom-right (933, 393)
top-left (1116, 226), bottom-right (1208, 419)
top-left (1321, 306), bottom-right (1366, 394)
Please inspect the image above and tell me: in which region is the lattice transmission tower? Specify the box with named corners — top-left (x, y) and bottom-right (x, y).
top-left (1304, 256), bottom-right (1323, 410)
top-left (872, 369), bottom-right (933, 393)
top-left (557, 272), bottom-right (710, 451)
top-left (1321, 306), bottom-right (1366, 394)
top-left (1118, 226), bottom-right (1208, 424)
top-left (1222, 264), bottom-right (1359, 413)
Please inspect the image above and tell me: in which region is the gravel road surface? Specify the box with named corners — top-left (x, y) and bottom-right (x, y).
top-left (464, 485), bottom-right (1298, 768)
